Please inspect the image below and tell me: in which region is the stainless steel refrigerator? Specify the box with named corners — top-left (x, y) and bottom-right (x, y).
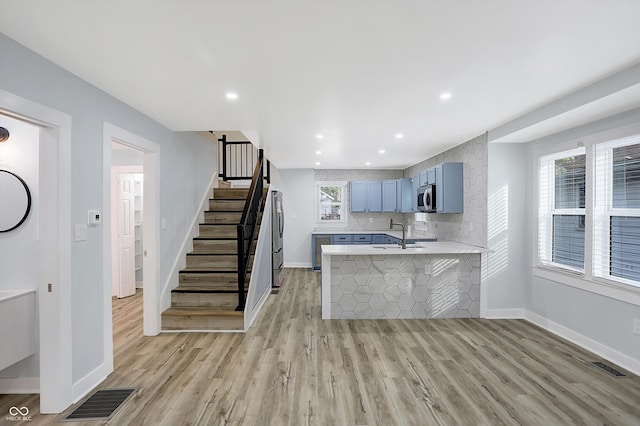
top-left (272, 191), bottom-right (284, 287)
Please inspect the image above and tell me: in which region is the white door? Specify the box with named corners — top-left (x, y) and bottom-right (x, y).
top-left (118, 173), bottom-right (136, 298)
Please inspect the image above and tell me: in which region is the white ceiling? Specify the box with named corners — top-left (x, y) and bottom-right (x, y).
top-left (2, 0), bottom-right (640, 169)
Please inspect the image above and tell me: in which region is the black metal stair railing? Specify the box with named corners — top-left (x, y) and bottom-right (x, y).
top-left (236, 148), bottom-right (267, 311)
top-left (217, 133), bottom-right (270, 183)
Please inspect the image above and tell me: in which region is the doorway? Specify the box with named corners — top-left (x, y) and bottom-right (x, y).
top-left (102, 123), bottom-right (160, 380)
top-left (111, 143), bottom-right (144, 299)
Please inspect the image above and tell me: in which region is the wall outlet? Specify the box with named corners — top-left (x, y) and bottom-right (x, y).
top-left (424, 264), bottom-right (431, 275)
top-left (633, 318), bottom-right (640, 336)
top-left (369, 217), bottom-right (373, 223)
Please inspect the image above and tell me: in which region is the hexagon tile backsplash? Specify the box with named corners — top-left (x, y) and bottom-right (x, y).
top-left (330, 253), bottom-right (480, 319)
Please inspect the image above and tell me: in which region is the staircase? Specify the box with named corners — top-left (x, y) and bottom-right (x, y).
top-left (161, 186), bottom-right (264, 331)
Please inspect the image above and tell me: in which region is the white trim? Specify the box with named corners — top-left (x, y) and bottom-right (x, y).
top-left (532, 266), bottom-right (640, 307)
top-left (159, 172), bottom-right (217, 312)
top-left (483, 308), bottom-right (525, 319)
top-left (284, 262), bottom-right (313, 268)
top-left (244, 288), bottom-right (270, 330)
top-left (315, 181), bottom-right (348, 227)
top-left (524, 310), bottom-right (640, 376)
top-left (71, 363), bottom-right (110, 403)
top-left (0, 89), bottom-right (73, 414)
top-left (0, 378), bottom-right (40, 394)
top-left (103, 122), bottom-right (161, 346)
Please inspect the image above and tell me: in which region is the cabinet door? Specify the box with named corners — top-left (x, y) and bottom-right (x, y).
top-left (313, 235), bottom-right (332, 270)
top-left (411, 174), bottom-right (419, 211)
top-left (427, 167), bottom-right (436, 185)
top-left (350, 181), bottom-right (366, 212)
top-left (398, 178), bottom-right (413, 212)
top-left (366, 181), bottom-right (382, 212)
top-left (435, 164), bottom-right (443, 212)
top-left (373, 235), bottom-right (386, 244)
top-left (382, 180), bottom-right (398, 212)
top-left (419, 170), bottom-right (427, 187)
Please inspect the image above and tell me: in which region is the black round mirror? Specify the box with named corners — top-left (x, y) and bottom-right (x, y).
top-left (0, 169), bottom-right (32, 233)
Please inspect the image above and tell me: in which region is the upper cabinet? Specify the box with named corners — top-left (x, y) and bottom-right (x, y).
top-left (350, 181), bottom-right (382, 212)
top-left (435, 162), bottom-right (463, 213)
top-left (351, 178), bottom-right (412, 213)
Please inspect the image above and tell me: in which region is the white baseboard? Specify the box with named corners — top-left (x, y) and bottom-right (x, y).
top-left (483, 308), bottom-right (525, 319)
top-left (283, 262), bottom-right (312, 268)
top-left (524, 310), bottom-right (640, 376)
top-left (0, 377), bottom-right (39, 394)
top-left (71, 363), bottom-right (110, 403)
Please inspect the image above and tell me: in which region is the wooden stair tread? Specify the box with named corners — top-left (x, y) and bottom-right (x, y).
top-left (162, 307), bottom-right (243, 317)
top-left (173, 285), bottom-right (248, 292)
top-left (180, 266), bottom-right (250, 272)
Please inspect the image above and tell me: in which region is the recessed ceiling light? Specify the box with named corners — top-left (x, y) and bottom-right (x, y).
top-left (440, 92), bottom-right (452, 100)
top-left (378, 149), bottom-right (386, 154)
top-left (315, 161), bottom-right (320, 166)
top-left (315, 150), bottom-right (322, 155)
top-left (225, 92), bottom-right (238, 100)
top-left (365, 161), bottom-right (371, 166)
top-left (315, 133), bottom-right (324, 139)
top-left (395, 133), bottom-right (404, 139)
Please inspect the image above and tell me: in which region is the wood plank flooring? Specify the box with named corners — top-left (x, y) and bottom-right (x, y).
top-left (2, 269), bottom-right (640, 425)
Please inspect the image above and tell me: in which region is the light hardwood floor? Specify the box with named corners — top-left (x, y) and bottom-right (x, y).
top-left (2, 269), bottom-right (640, 425)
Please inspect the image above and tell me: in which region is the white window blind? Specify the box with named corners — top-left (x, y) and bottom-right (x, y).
top-left (593, 135), bottom-right (640, 287)
top-left (538, 147), bottom-right (586, 272)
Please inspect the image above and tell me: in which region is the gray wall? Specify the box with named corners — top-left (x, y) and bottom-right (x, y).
top-left (404, 133), bottom-right (488, 247)
top-left (0, 34), bottom-right (216, 383)
top-left (521, 108), bottom-right (640, 364)
top-left (278, 169), bottom-right (316, 267)
top-left (486, 143), bottom-right (527, 310)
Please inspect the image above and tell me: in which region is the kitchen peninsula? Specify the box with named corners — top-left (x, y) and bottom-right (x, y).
top-left (321, 242), bottom-right (489, 320)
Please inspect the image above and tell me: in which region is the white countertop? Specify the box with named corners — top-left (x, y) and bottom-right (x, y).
top-left (320, 241), bottom-right (490, 255)
top-left (312, 229), bottom-right (436, 240)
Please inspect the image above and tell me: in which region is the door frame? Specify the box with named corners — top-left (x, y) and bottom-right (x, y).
top-left (0, 89), bottom-right (73, 413)
top-left (102, 123), bottom-right (161, 377)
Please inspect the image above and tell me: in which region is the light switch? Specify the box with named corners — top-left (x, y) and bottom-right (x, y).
top-left (75, 224), bottom-right (87, 241)
top-left (161, 218), bottom-right (167, 230)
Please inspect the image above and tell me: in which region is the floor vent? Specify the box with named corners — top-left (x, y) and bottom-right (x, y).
top-left (591, 361), bottom-right (627, 378)
top-left (61, 388), bottom-right (136, 422)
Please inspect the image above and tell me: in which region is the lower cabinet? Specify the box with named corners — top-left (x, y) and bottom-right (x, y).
top-left (312, 235), bottom-right (332, 270)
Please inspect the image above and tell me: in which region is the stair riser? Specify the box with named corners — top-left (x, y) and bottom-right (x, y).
top-left (186, 255), bottom-right (254, 268)
top-left (161, 315), bottom-right (244, 331)
top-left (213, 188), bottom-right (250, 200)
top-left (199, 225), bottom-right (237, 238)
top-left (179, 273), bottom-right (249, 286)
top-left (192, 240), bottom-right (237, 253)
top-left (204, 212), bottom-right (243, 223)
top-left (171, 292), bottom-right (239, 308)
top-left (209, 200), bottom-right (245, 211)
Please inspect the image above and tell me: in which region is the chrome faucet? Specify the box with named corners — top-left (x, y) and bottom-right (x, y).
top-left (389, 218), bottom-right (406, 249)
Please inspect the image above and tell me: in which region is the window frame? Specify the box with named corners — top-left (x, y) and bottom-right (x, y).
top-left (533, 125), bottom-right (640, 306)
top-left (538, 147), bottom-right (587, 274)
top-left (592, 135), bottom-right (640, 286)
top-left (315, 181), bottom-right (348, 227)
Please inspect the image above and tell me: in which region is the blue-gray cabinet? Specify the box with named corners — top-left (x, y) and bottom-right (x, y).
top-left (411, 174), bottom-right (419, 211)
top-left (381, 178), bottom-right (413, 213)
top-left (350, 181), bottom-right (367, 212)
top-left (350, 181), bottom-right (382, 212)
top-left (382, 180), bottom-right (397, 212)
top-left (435, 162), bottom-right (463, 213)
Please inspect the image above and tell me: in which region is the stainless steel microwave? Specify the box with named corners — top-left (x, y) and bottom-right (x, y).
top-left (417, 184), bottom-right (436, 212)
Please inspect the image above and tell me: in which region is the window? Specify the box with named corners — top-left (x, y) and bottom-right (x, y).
top-left (316, 181), bottom-right (347, 225)
top-left (538, 148), bottom-right (586, 272)
top-left (593, 136), bottom-right (640, 286)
